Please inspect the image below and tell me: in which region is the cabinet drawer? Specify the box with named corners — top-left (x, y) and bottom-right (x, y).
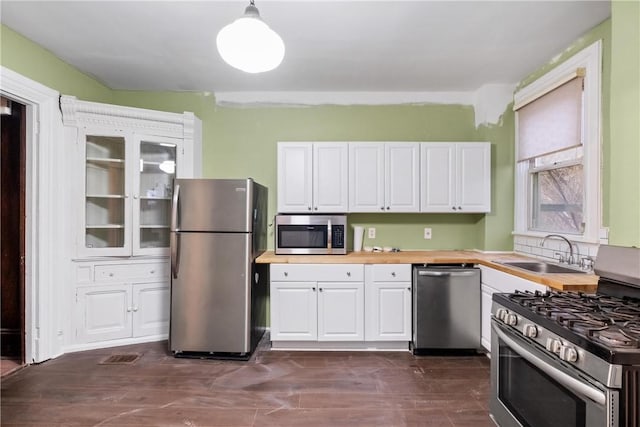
top-left (480, 266), bottom-right (546, 294)
top-left (95, 263), bottom-right (169, 282)
top-left (371, 264), bottom-right (411, 282)
top-left (271, 264), bottom-right (364, 282)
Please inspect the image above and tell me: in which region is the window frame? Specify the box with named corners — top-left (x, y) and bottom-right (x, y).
top-left (513, 40), bottom-right (603, 244)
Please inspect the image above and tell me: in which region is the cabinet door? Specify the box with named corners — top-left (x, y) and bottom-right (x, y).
top-left (317, 282), bottom-right (364, 341)
top-left (420, 143), bottom-right (456, 212)
top-left (132, 281), bottom-right (170, 338)
top-left (132, 135), bottom-right (180, 255)
top-left (277, 143), bottom-right (313, 212)
top-left (76, 284), bottom-right (132, 343)
top-left (80, 131), bottom-right (131, 256)
top-left (385, 143), bottom-right (420, 212)
top-left (481, 284), bottom-right (495, 351)
top-left (270, 281), bottom-right (318, 341)
top-left (313, 143), bottom-right (348, 212)
top-left (456, 143), bottom-right (491, 213)
top-left (348, 143), bottom-right (385, 212)
top-left (365, 282), bottom-right (412, 341)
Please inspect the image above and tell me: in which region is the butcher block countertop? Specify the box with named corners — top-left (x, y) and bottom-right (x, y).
top-left (256, 250), bottom-right (598, 292)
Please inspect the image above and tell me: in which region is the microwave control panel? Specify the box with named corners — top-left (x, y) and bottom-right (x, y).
top-left (333, 225), bottom-right (345, 248)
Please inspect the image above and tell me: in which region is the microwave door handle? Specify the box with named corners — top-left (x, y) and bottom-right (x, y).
top-left (492, 323), bottom-right (606, 406)
top-left (327, 219), bottom-right (332, 250)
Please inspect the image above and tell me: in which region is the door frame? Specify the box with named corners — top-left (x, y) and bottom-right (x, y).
top-left (1, 66), bottom-right (64, 363)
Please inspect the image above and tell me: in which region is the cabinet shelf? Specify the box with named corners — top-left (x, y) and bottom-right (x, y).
top-left (87, 157), bottom-right (125, 167)
top-left (87, 194), bottom-right (125, 199)
top-left (140, 196), bottom-right (171, 200)
top-left (86, 224), bottom-right (125, 229)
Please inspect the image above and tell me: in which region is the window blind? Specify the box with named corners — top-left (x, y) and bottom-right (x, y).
top-left (516, 75), bottom-right (584, 162)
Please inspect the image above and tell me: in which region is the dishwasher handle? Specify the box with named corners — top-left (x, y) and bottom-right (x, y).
top-left (417, 270), bottom-right (478, 277)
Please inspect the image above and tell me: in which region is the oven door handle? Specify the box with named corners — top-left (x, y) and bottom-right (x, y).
top-left (492, 323), bottom-right (606, 406)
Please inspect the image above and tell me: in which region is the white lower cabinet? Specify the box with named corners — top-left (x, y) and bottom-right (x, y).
top-left (270, 264), bottom-right (364, 342)
top-left (73, 260), bottom-right (170, 347)
top-left (270, 263), bottom-right (411, 347)
top-left (76, 281), bottom-right (169, 344)
top-left (364, 264), bottom-right (412, 341)
top-left (480, 266), bottom-right (547, 352)
top-left (270, 282), bottom-right (318, 341)
top-left (317, 282), bottom-right (364, 341)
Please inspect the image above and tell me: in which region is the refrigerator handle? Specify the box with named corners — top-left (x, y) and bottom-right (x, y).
top-left (171, 233), bottom-right (180, 279)
top-left (171, 183), bottom-right (180, 232)
top-left (171, 184), bottom-right (180, 279)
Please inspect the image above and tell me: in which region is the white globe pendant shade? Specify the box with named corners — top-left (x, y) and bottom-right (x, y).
top-left (216, 2), bottom-right (285, 73)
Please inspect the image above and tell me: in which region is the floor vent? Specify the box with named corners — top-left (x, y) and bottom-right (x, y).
top-left (99, 354), bottom-right (141, 365)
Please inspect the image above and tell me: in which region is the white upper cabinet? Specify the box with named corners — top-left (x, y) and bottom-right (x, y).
top-left (62, 96), bottom-right (200, 257)
top-left (349, 142), bottom-right (419, 212)
top-left (277, 142), bottom-right (348, 213)
top-left (420, 142), bottom-right (491, 213)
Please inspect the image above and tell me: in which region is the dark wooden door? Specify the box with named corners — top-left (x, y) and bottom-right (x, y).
top-left (1, 96), bottom-right (26, 362)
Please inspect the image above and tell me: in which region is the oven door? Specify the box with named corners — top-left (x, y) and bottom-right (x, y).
top-left (490, 320), bottom-right (618, 427)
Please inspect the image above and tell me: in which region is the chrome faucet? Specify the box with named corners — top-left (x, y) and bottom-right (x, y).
top-left (541, 234), bottom-right (575, 265)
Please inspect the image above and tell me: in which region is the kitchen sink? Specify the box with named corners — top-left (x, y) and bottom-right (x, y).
top-left (496, 261), bottom-right (587, 274)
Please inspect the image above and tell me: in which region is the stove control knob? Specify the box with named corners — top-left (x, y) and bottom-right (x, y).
top-left (522, 324), bottom-right (538, 338)
top-left (545, 338), bottom-right (561, 354)
top-left (495, 308), bottom-right (508, 322)
top-left (559, 346), bottom-right (578, 363)
top-left (505, 313), bottom-right (518, 326)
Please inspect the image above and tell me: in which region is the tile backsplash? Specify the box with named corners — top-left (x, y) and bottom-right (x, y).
top-left (513, 235), bottom-right (602, 269)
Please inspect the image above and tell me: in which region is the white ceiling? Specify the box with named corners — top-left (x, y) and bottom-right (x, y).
top-left (1, 1), bottom-right (610, 95)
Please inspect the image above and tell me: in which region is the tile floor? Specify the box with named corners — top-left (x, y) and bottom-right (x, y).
top-left (1, 337), bottom-right (493, 426)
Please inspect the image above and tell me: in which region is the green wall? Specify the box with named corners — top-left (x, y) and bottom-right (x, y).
top-left (0, 25), bottom-right (112, 102)
top-left (609, 1), bottom-right (640, 246)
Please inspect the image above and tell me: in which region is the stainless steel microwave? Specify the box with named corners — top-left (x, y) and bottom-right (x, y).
top-left (275, 215), bottom-right (347, 255)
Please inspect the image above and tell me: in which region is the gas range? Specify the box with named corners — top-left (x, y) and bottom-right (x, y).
top-left (490, 245), bottom-right (640, 427)
top-left (493, 289), bottom-right (640, 366)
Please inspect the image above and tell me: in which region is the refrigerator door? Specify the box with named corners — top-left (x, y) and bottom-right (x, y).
top-left (172, 178), bottom-right (254, 233)
top-left (170, 232), bottom-right (252, 354)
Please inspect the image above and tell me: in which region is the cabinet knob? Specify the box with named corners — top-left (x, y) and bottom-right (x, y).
top-left (133, 195), bottom-right (138, 199)
top-left (458, 206), bottom-right (462, 210)
top-left (314, 207), bottom-right (318, 211)
top-left (452, 206), bottom-right (457, 211)
top-left (312, 287), bottom-right (316, 291)
top-left (391, 272), bottom-right (396, 277)
top-left (150, 270), bottom-right (155, 274)
top-left (284, 272), bottom-right (288, 277)
top-left (386, 206), bottom-right (390, 210)
top-left (127, 307), bottom-right (132, 312)
top-left (407, 287), bottom-right (411, 291)
top-left (308, 207), bottom-right (312, 211)
top-left (381, 206), bottom-right (385, 211)
top-left (319, 288), bottom-right (323, 292)
top-left (109, 273), bottom-right (114, 277)
top-left (346, 271), bottom-right (351, 277)
top-left (133, 306), bottom-right (139, 312)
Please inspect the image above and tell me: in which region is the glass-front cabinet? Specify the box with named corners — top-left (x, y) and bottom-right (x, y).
top-left (81, 131), bottom-right (182, 256)
top-left (134, 137), bottom-right (178, 252)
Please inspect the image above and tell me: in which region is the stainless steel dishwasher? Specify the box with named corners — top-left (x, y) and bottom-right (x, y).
top-left (412, 264), bottom-right (481, 353)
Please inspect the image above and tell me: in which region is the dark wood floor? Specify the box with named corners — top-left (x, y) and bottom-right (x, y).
top-left (1, 336), bottom-right (493, 426)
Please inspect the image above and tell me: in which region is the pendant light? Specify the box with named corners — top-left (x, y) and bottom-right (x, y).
top-left (216, 0), bottom-right (285, 73)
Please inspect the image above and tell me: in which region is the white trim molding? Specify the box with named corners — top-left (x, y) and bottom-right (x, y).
top-left (513, 40), bottom-right (603, 245)
top-left (0, 66), bottom-right (64, 363)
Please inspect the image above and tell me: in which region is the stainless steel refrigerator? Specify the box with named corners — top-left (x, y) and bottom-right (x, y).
top-left (169, 178), bottom-right (268, 359)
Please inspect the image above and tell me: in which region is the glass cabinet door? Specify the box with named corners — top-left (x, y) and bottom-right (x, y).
top-left (134, 138), bottom-right (177, 254)
top-left (84, 135), bottom-right (128, 252)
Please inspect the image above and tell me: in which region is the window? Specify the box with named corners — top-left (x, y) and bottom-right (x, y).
top-left (513, 41), bottom-right (602, 243)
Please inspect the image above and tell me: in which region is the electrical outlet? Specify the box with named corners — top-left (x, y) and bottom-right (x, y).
top-left (368, 227), bottom-right (376, 239)
top-left (424, 227), bottom-right (432, 239)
